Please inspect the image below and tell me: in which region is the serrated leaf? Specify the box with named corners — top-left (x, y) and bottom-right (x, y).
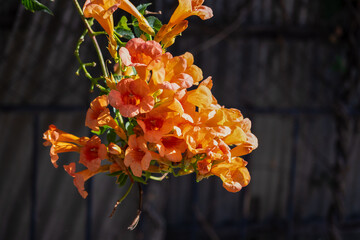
top-left (146, 16), bottom-right (163, 32)
top-left (136, 3), bottom-right (152, 15)
top-left (115, 28), bottom-right (135, 40)
top-left (21, 0), bottom-right (53, 15)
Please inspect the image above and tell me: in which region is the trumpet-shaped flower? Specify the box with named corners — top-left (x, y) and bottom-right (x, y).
top-left (49, 142), bottom-right (81, 168)
top-left (64, 162), bottom-right (110, 198)
top-left (85, 95), bottom-right (127, 140)
top-left (124, 135), bottom-right (153, 177)
top-left (109, 78), bottom-right (154, 118)
top-left (83, 0), bottom-right (154, 36)
top-left (187, 84), bottom-right (213, 109)
top-left (115, 0), bottom-right (155, 36)
top-left (43, 125), bottom-right (89, 167)
top-left (197, 158), bottom-right (212, 175)
top-left (137, 108), bottom-right (174, 143)
top-left (43, 124), bottom-right (87, 147)
top-left (156, 136), bottom-right (187, 162)
top-left (155, 0), bottom-right (213, 47)
top-left (79, 135), bottom-right (108, 172)
top-left (148, 53), bottom-right (201, 94)
top-left (211, 157), bottom-right (250, 193)
top-left (119, 38), bottom-right (163, 79)
top-left (85, 95), bottom-right (112, 130)
top-left (231, 132), bottom-right (258, 157)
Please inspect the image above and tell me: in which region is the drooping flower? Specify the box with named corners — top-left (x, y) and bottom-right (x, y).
top-left (155, 0), bottom-right (213, 47)
top-left (49, 142), bottom-right (81, 168)
top-left (43, 124), bottom-right (86, 146)
top-left (43, 125), bottom-right (89, 167)
top-left (79, 135), bottom-right (108, 172)
top-left (211, 157), bottom-right (251, 193)
top-left (85, 95), bottom-right (127, 140)
top-left (124, 135), bottom-right (153, 177)
top-left (64, 162), bottom-right (110, 198)
top-left (108, 78), bottom-right (154, 118)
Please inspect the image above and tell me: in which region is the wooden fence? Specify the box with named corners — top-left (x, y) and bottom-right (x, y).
top-left (1, 0), bottom-right (360, 239)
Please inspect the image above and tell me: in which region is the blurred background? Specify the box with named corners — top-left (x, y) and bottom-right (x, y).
top-left (1, 0), bottom-right (360, 239)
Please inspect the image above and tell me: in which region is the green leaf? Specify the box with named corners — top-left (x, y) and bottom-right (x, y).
top-left (115, 28), bottom-right (135, 40)
top-left (125, 118), bottom-right (137, 136)
top-left (117, 174), bottom-right (128, 187)
top-left (146, 16), bottom-right (163, 32)
top-left (136, 3), bottom-right (152, 15)
top-left (132, 22), bottom-right (142, 38)
top-left (144, 171), bottom-right (151, 181)
top-left (131, 174), bottom-right (147, 184)
top-left (116, 16), bottom-right (131, 31)
top-left (106, 129), bottom-right (117, 143)
top-left (115, 16), bottom-right (135, 40)
top-left (21, 0), bottom-right (53, 15)
top-left (91, 125), bottom-right (111, 136)
top-left (108, 170), bottom-right (124, 177)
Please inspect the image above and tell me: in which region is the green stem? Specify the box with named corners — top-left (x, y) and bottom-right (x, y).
top-left (75, 30), bottom-right (107, 92)
top-left (109, 182), bottom-right (134, 218)
top-left (93, 31), bottom-right (107, 36)
top-left (72, 0), bottom-right (109, 78)
top-left (148, 173), bottom-right (168, 181)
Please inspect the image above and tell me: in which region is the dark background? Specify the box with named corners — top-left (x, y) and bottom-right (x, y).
top-left (1, 0), bottom-right (360, 239)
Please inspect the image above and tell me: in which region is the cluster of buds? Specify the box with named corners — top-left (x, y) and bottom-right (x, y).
top-left (43, 0), bottom-right (258, 202)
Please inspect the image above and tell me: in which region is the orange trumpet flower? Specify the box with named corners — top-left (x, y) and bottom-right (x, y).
top-left (108, 78), bottom-right (154, 118)
top-left (85, 95), bottom-right (127, 140)
top-left (211, 157), bottom-right (251, 193)
top-left (124, 135), bottom-right (153, 177)
top-left (155, 0), bottom-right (213, 47)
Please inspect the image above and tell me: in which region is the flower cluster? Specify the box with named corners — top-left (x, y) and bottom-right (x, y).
top-left (43, 0), bottom-right (258, 202)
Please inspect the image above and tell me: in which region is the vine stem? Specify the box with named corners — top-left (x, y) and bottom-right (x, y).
top-left (72, 0), bottom-right (109, 78)
top-left (128, 183), bottom-right (143, 230)
top-left (109, 182), bottom-right (134, 218)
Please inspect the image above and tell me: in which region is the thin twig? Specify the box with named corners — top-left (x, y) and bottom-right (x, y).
top-left (128, 183), bottom-right (143, 230)
top-left (71, 0), bottom-right (109, 78)
top-left (109, 182), bottom-right (134, 218)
